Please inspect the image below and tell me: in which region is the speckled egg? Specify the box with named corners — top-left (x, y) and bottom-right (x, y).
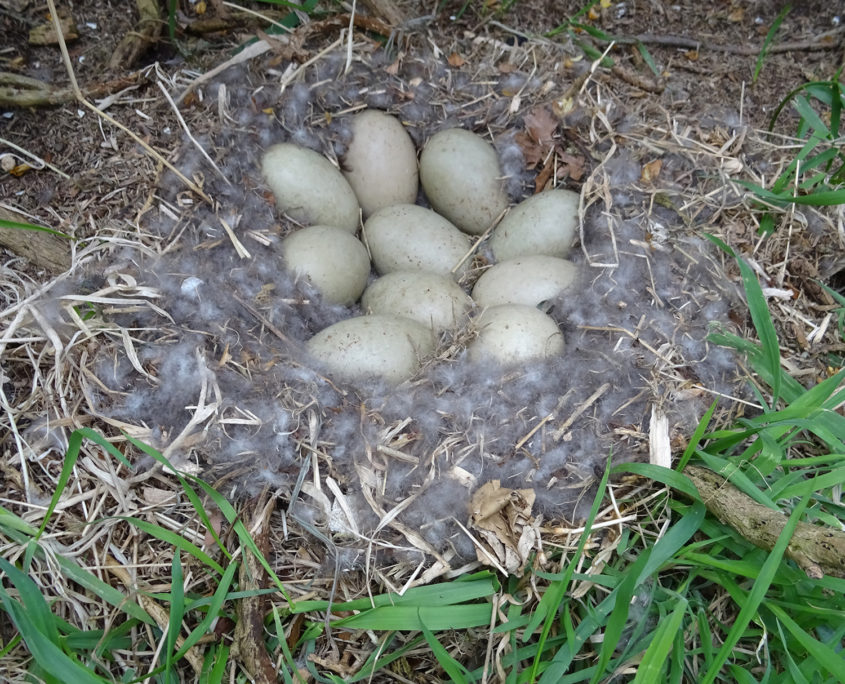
top-left (364, 204), bottom-right (472, 278)
top-left (419, 128), bottom-right (509, 236)
top-left (262, 143), bottom-right (360, 232)
top-left (362, 271), bottom-right (474, 331)
top-left (342, 110), bottom-right (419, 217)
top-left (468, 304), bottom-right (564, 365)
top-left (281, 225), bottom-right (370, 304)
top-left (489, 189), bottom-right (580, 261)
top-left (307, 315), bottom-right (435, 384)
top-left (472, 256), bottom-right (579, 307)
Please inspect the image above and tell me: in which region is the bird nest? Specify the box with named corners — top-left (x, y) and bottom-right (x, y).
top-left (5, 32), bottom-right (795, 584)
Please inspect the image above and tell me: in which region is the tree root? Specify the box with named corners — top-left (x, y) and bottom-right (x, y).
top-left (684, 465), bottom-right (845, 579)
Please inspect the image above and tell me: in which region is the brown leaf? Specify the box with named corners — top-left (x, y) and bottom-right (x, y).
top-left (470, 480), bottom-right (538, 575)
top-left (640, 158), bottom-right (663, 184)
top-left (515, 131), bottom-right (544, 169)
top-left (728, 7), bottom-right (744, 22)
top-left (447, 52), bottom-right (466, 67)
top-left (557, 151), bottom-right (586, 182)
top-left (29, 14), bottom-right (78, 45)
top-left (523, 106), bottom-right (558, 145)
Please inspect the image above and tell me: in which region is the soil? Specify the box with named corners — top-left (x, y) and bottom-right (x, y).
top-left (2, 1), bottom-right (843, 231)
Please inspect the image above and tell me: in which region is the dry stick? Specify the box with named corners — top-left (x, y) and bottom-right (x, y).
top-left (683, 465), bottom-right (845, 579)
top-left (452, 207), bottom-right (508, 276)
top-left (552, 382), bottom-right (610, 441)
top-left (156, 81), bottom-right (231, 185)
top-left (44, 0), bottom-right (212, 205)
top-left (629, 27), bottom-right (845, 55)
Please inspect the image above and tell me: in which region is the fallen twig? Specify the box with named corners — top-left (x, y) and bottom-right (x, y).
top-left (684, 465), bottom-right (845, 579)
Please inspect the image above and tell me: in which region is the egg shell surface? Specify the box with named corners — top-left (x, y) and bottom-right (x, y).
top-left (342, 110), bottom-right (419, 217)
top-left (419, 128), bottom-right (508, 236)
top-left (364, 204), bottom-right (471, 278)
top-left (468, 304), bottom-right (564, 365)
top-left (262, 143), bottom-right (360, 232)
top-left (307, 315), bottom-right (435, 384)
top-left (362, 271), bottom-right (474, 331)
top-left (489, 189), bottom-right (579, 261)
top-left (281, 225), bottom-right (370, 304)
top-left (472, 256), bottom-right (579, 307)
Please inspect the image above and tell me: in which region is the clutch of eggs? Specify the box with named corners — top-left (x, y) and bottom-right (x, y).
top-left (261, 110), bottom-right (581, 385)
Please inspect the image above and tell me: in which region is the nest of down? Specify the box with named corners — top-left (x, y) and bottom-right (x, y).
top-left (11, 37), bottom-right (756, 580)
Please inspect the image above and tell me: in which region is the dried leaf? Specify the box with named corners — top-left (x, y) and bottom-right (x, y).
top-left (447, 52), bottom-right (465, 68)
top-left (728, 7), bottom-right (744, 22)
top-left (29, 14), bottom-right (78, 45)
top-left (515, 131), bottom-right (544, 169)
top-left (557, 152), bottom-right (586, 182)
top-left (523, 106), bottom-right (558, 145)
top-left (640, 158), bottom-right (662, 184)
top-left (470, 480), bottom-right (538, 575)
top-left (9, 163), bottom-right (32, 178)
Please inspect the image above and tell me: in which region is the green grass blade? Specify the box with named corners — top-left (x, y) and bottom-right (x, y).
top-left (0, 557), bottom-right (61, 645)
top-left (526, 453), bottom-right (613, 681)
top-left (636, 42), bottom-right (660, 77)
top-left (333, 604), bottom-right (492, 631)
top-left (72, 428), bottom-right (133, 468)
top-left (0, 218), bottom-right (74, 239)
top-left (829, 78), bottom-right (842, 136)
top-left (116, 516), bottom-right (224, 576)
top-left (187, 475), bottom-right (293, 605)
top-left (697, 453), bottom-right (778, 508)
top-left (706, 234), bottom-right (781, 407)
top-left (792, 94), bottom-right (832, 137)
top-left (700, 492), bottom-right (812, 683)
top-left (200, 644), bottom-right (230, 684)
top-left (0, 505), bottom-right (39, 540)
top-left (36, 431), bottom-right (86, 539)
top-left (420, 617), bottom-right (470, 683)
top-left (612, 462), bottom-right (699, 499)
top-left (753, 5), bottom-right (790, 84)
top-left (0, 597), bottom-right (104, 683)
top-left (52, 553), bottom-right (153, 625)
top-left (741, 183), bottom-right (845, 206)
top-left (633, 597), bottom-right (688, 682)
top-left (0, 562), bottom-right (104, 683)
top-left (292, 574), bottom-right (498, 613)
top-left (588, 501), bottom-right (706, 684)
top-left (165, 553), bottom-right (184, 673)
top-left (171, 561), bottom-right (237, 663)
top-left (763, 603), bottom-right (845, 678)
top-left (121, 432), bottom-right (231, 560)
top-left (676, 401), bottom-right (717, 471)
top-left (774, 466), bottom-right (845, 500)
